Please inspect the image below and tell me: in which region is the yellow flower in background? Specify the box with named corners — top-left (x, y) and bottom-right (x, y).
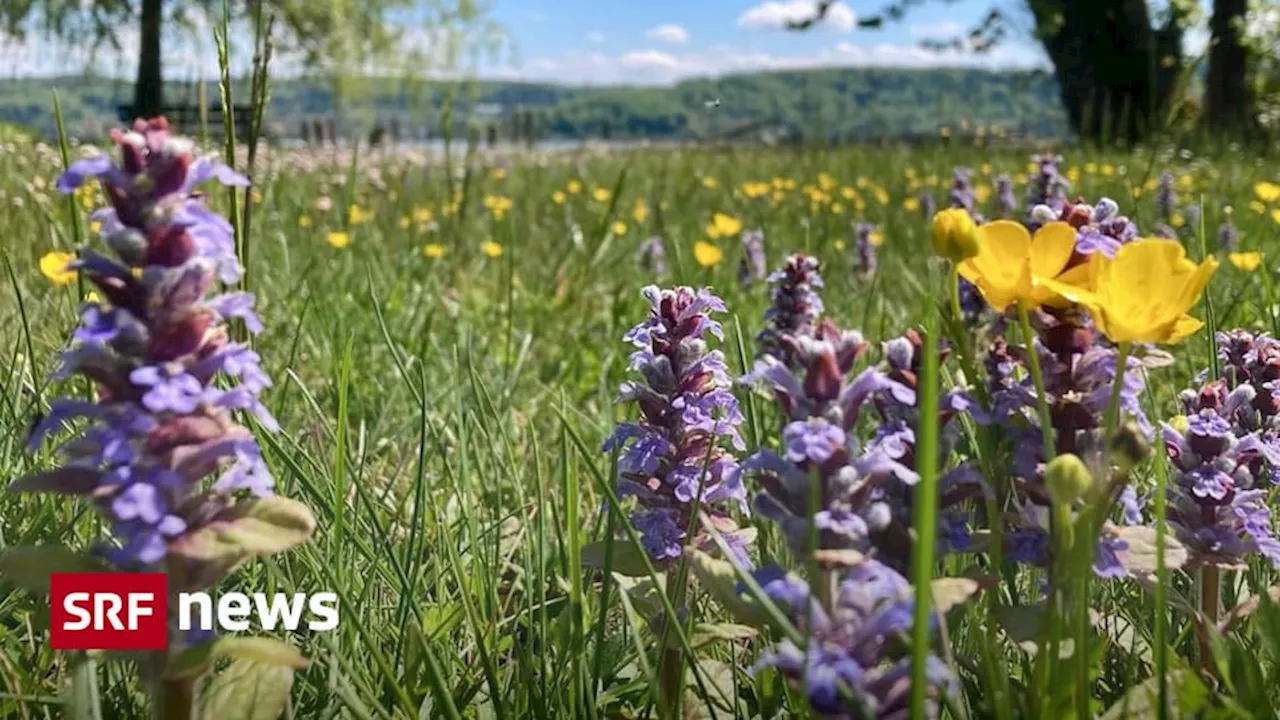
top-left (980, 163), bottom-right (993, 175)
top-left (1229, 251), bottom-right (1263, 272)
top-left (1085, 162), bottom-right (1098, 174)
top-left (633, 201), bottom-right (649, 223)
top-left (706, 212), bottom-right (742, 239)
top-left (1144, 177), bottom-right (1159, 191)
top-left (1177, 173), bottom-right (1194, 190)
top-left (924, 174), bottom-right (938, 187)
top-left (856, 176), bottom-right (870, 188)
top-left (592, 187), bottom-right (611, 203)
top-left (1170, 212), bottom-right (1185, 228)
top-left (611, 220), bottom-right (628, 235)
top-left (939, 126), bottom-right (952, 138)
top-left (1026, 161), bottom-right (1039, 174)
top-left (1036, 239), bottom-right (1217, 344)
top-left (1272, 208), bottom-right (1280, 225)
top-left (567, 180), bottom-right (582, 194)
top-left (702, 176), bottom-right (719, 189)
top-left (742, 181), bottom-right (770, 198)
top-left (1255, 181), bottom-right (1280, 203)
top-left (39, 250), bottom-right (77, 285)
top-left (958, 221), bottom-right (1087, 311)
top-left (830, 202), bottom-right (844, 215)
top-left (492, 167), bottom-right (507, 180)
top-left (347, 205), bottom-right (372, 225)
top-left (1252, 201), bottom-right (1267, 214)
top-left (903, 197), bottom-right (920, 212)
top-left (975, 184), bottom-right (992, 204)
top-left (298, 215), bottom-right (313, 228)
top-left (482, 241), bottom-right (504, 257)
top-left (817, 172), bottom-right (835, 190)
top-left (251, 189), bottom-right (264, 204)
top-left (870, 230), bottom-right (885, 247)
top-left (423, 243), bottom-right (446, 258)
top-left (88, 219), bottom-right (102, 235)
top-left (398, 216), bottom-right (411, 230)
top-left (834, 239), bottom-right (847, 251)
top-left (414, 206), bottom-right (434, 223)
top-left (1101, 164), bottom-right (1115, 177)
top-left (873, 188), bottom-right (890, 205)
top-left (693, 241), bottom-right (723, 267)
top-left (931, 208), bottom-right (980, 262)
top-left (552, 190), bottom-right (566, 204)
top-left (327, 232), bottom-right (350, 249)
top-left (1131, 186), bottom-right (1144, 199)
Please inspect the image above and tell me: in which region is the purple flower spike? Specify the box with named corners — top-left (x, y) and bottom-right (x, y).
top-left (605, 286), bottom-right (750, 567)
top-left (22, 118), bottom-right (283, 581)
top-left (757, 254), bottom-right (825, 369)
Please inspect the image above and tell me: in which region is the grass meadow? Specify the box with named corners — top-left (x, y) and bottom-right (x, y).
top-left (3, 120), bottom-right (1280, 718)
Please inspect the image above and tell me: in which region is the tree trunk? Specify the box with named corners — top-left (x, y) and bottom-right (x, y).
top-left (1203, 0), bottom-right (1253, 134)
top-left (1028, 0), bottom-right (1183, 143)
top-left (133, 0), bottom-right (164, 119)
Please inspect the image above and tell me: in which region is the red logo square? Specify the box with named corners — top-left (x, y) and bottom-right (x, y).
top-left (49, 573), bottom-right (168, 650)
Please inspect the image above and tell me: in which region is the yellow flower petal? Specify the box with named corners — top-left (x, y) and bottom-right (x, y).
top-left (482, 241), bottom-right (504, 257)
top-left (39, 250), bottom-right (77, 285)
top-left (423, 243), bottom-right (446, 258)
top-left (327, 232), bottom-right (350, 249)
top-left (958, 221), bottom-right (1031, 311)
top-left (1229, 251), bottom-right (1263, 272)
top-left (693, 241), bottom-right (723, 268)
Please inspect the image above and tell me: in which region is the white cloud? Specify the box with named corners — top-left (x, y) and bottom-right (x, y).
top-left (586, 31), bottom-right (607, 44)
top-left (619, 50), bottom-right (680, 70)
top-left (645, 23), bottom-right (690, 45)
top-left (737, 0), bottom-right (856, 33)
top-left (909, 20), bottom-right (965, 39)
top-left (494, 41), bottom-right (1045, 86)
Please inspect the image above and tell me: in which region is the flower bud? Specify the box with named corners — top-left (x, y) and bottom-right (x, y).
top-left (930, 208), bottom-right (979, 262)
top-left (1046, 453), bottom-right (1094, 506)
top-left (1109, 420), bottom-right (1151, 475)
top-left (106, 229), bottom-right (148, 266)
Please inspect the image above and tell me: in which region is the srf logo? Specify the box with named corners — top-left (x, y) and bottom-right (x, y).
top-left (49, 573), bottom-right (168, 650)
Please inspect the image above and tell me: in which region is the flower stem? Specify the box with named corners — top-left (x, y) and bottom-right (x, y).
top-left (1103, 342), bottom-right (1133, 442)
top-left (154, 677), bottom-right (196, 720)
top-left (1016, 305), bottom-right (1055, 462)
top-left (658, 568), bottom-right (689, 716)
top-left (909, 277), bottom-right (943, 720)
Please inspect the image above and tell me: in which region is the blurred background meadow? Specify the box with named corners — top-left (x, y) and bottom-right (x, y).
top-left (4, 0), bottom-right (1280, 718)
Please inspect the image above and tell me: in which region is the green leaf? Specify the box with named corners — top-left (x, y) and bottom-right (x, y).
top-left (681, 658), bottom-right (738, 719)
top-left (199, 659), bottom-right (295, 720)
top-left (581, 540), bottom-right (651, 577)
top-left (1099, 669), bottom-right (1206, 719)
top-left (930, 577), bottom-right (979, 614)
top-left (691, 622), bottom-right (758, 648)
top-left (169, 497), bottom-right (316, 562)
top-left (214, 637), bottom-right (310, 669)
top-left (9, 467), bottom-right (102, 495)
top-left (0, 546), bottom-right (111, 594)
top-left (685, 549), bottom-right (771, 628)
top-left (1111, 525), bottom-right (1188, 574)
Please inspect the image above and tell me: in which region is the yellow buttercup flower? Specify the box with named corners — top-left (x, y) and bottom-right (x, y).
top-left (706, 212), bottom-right (742, 239)
top-left (1170, 212), bottom-right (1185, 228)
top-left (567, 180), bottom-right (582, 194)
top-left (39, 250), bottom-right (77, 285)
top-left (347, 205), bottom-right (372, 225)
top-left (742, 181), bottom-right (770, 199)
top-left (298, 215), bottom-right (313, 228)
top-left (1229, 251), bottom-right (1263, 272)
top-left (931, 208), bottom-right (980, 262)
top-left (327, 232), bottom-right (351, 249)
top-left (903, 197), bottom-right (920, 212)
top-left (552, 190), bottom-right (566, 205)
top-left (1271, 208), bottom-right (1280, 226)
top-left (1252, 201), bottom-right (1267, 215)
top-left (633, 201), bottom-right (649, 224)
top-left (592, 187), bottom-right (611, 203)
top-left (611, 220), bottom-right (628, 236)
top-left (870, 230), bottom-right (884, 247)
top-left (975, 184), bottom-right (992, 204)
top-left (693, 241), bottom-right (723, 267)
top-left (482, 241), bottom-right (504, 257)
top-left (1036, 239), bottom-right (1217, 344)
top-left (1255, 181), bottom-right (1280, 204)
top-left (398, 216), bottom-right (411, 230)
top-left (701, 176), bottom-right (719, 189)
top-left (957, 221), bottom-right (1085, 311)
top-left (423, 243), bottom-right (446, 258)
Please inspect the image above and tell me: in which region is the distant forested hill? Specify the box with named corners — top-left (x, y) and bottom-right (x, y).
top-left (0, 68), bottom-right (1065, 142)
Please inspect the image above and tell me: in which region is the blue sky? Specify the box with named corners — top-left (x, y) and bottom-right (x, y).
top-left (1, 0), bottom-right (1212, 86)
